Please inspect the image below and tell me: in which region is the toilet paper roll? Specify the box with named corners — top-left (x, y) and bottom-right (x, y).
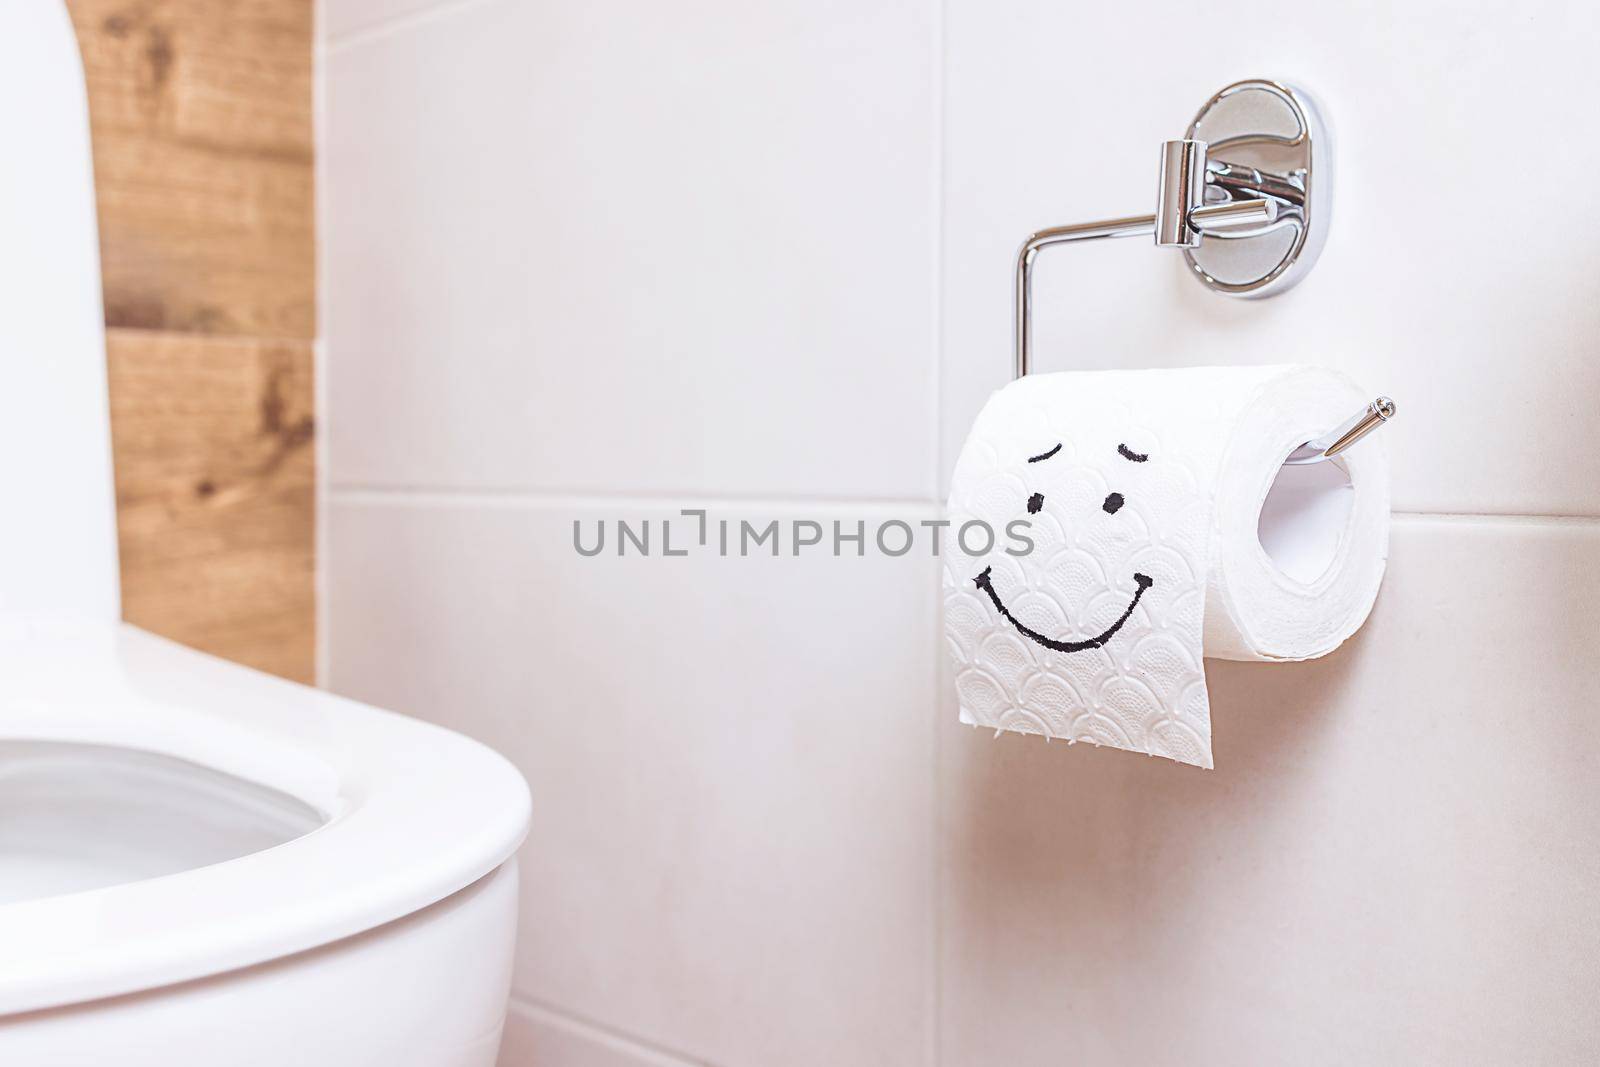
top-left (943, 365), bottom-right (1389, 769)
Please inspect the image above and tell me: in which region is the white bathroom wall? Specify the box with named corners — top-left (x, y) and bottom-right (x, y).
top-left (322, 1), bottom-right (1600, 1064)
top-left (939, 0), bottom-right (1600, 514)
top-left (322, 2), bottom-right (941, 1064)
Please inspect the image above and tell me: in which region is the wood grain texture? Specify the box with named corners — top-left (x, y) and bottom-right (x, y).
top-left (107, 329), bottom-right (315, 682)
top-left (65, 0), bottom-right (317, 683)
top-left (66, 0), bottom-right (315, 339)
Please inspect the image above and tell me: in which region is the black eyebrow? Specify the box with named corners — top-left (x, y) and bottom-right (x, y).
top-left (1117, 444), bottom-right (1148, 462)
top-left (1027, 443), bottom-right (1062, 463)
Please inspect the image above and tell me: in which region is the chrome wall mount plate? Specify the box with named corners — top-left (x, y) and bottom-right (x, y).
top-left (1182, 79), bottom-right (1330, 298)
top-left (1013, 76), bottom-right (1334, 377)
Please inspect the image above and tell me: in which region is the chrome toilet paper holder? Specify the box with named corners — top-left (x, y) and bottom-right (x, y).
top-left (1012, 77), bottom-right (1393, 463)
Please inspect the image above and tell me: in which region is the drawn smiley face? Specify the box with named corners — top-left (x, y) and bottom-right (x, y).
top-left (972, 441), bottom-right (1154, 653)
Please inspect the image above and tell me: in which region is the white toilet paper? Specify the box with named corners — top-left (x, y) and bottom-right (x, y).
top-left (943, 365), bottom-right (1389, 768)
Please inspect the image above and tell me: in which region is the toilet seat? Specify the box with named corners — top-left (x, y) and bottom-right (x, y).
top-left (0, 5), bottom-right (528, 1032)
top-left (0, 618), bottom-right (530, 1016)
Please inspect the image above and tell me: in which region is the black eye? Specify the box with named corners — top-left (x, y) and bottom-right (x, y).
top-left (1027, 492), bottom-right (1044, 514)
top-left (1103, 492), bottom-right (1124, 514)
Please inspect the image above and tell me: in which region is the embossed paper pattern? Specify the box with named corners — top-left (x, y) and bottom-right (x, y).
top-left (944, 366), bottom-right (1312, 769)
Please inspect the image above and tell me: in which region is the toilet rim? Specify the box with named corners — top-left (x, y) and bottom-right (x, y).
top-left (0, 619), bottom-right (531, 1017)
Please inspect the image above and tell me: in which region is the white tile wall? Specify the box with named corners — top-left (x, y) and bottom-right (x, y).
top-left (326, 499), bottom-right (937, 1066)
top-left (941, 0), bottom-right (1600, 514)
top-left (324, 0), bottom-right (939, 500)
top-left (940, 517), bottom-right (1600, 1066)
top-left (321, 0), bottom-right (1600, 1064)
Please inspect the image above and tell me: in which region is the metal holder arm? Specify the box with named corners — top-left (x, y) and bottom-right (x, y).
top-left (1014, 197), bottom-right (1276, 378)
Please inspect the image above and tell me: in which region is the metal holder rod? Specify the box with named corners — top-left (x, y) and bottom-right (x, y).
top-left (1014, 214), bottom-right (1157, 380)
top-left (1284, 397), bottom-right (1397, 464)
top-left (1011, 78), bottom-right (1394, 463)
top-left (1012, 196), bottom-right (1282, 379)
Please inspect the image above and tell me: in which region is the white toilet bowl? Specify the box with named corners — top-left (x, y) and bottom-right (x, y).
top-left (0, 620), bottom-right (530, 1066)
top-left (0, 7), bottom-right (531, 1063)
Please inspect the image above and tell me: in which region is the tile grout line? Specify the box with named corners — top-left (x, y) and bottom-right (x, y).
top-left (325, 0), bottom-right (501, 53)
top-left (927, 0), bottom-right (947, 509)
top-left (323, 487), bottom-right (1600, 526)
top-left (1390, 511), bottom-right (1600, 526)
top-left (328, 485), bottom-right (945, 512)
top-left (928, 0), bottom-right (948, 1062)
top-left (507, 995), bottom-right (714, 1067)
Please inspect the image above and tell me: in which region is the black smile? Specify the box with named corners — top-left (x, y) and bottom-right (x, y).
top-left (973, 567), bottom-right (1153, 653)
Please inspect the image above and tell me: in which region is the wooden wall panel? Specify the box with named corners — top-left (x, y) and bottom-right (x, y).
top-left (66, 0), bottom-right (317, 683)
top-left (67, 0), bottom-right (315, 338)
top-left (107, 330), bottom-right (315, 681)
